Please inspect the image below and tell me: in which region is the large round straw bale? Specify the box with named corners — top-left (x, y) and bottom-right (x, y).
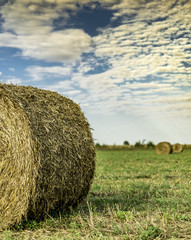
top-left (172, 143), bottom-right (184, 153)
top-left (155, 142), bottom-right (172, 154)
top-left (0, 83), bottom-right (95, 229)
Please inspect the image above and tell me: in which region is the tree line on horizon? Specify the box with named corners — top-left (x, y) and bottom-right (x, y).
top-left (95, 141), bottom-right (191, 150)
top-left (95, 139), bottom-right (155, 149)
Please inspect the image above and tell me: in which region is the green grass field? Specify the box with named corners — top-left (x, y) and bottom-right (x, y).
top-left (1, 149), bottom-right (191, 239)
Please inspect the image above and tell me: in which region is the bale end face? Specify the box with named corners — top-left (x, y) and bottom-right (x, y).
top-left (155, 142), bottom-right (172, 154)
top-left (172, 143), bottom-right (184, 153)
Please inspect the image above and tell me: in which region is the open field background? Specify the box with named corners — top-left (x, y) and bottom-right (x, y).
top-left (1, 149), bottom-right (191, 240)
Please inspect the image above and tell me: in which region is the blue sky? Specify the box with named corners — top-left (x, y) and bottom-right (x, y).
top-left (0, 0), bottom-right (190, 145)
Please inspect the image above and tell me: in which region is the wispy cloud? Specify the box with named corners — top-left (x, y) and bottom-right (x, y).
top-left (0, 30), bottom-right (91, 62)
top-left (0, 0), bottom-right (92, 62)
top-left (0, 0), bottom-right (190, 123)
top-left (8, 67), bottom-right (15, 72)
top-left (4, 77), bottom-right (22, 85)
top-left (26, 65), bottom-right (73, 81)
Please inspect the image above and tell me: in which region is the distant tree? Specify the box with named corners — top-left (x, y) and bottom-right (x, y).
top-left (135, 139), bottom-right (146, 148)
top-left (135, 140), bottom-right (142, 148)
top-left (123, 140), bottom-right (130, 145)
top-left (95, 143), bottom-right (101, 149)
top-left (147, 141), bottom-right (155, 149)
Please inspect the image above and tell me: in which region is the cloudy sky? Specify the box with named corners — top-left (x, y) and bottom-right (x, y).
top-left (0, 0), bottom-right (190, 145)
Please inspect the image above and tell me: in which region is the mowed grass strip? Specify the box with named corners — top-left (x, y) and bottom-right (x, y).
top-left (1, 149), bottom-right (191, 239)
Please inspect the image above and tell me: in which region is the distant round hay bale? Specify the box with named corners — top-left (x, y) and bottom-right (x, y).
top-left (172, 143), bottom-right (184, 153)
top-left (0, 83), bottom-right (95, 229)
top-left (155, 142), bottom-right (172, 154)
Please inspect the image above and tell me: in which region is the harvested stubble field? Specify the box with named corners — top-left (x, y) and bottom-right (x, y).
top-left (1, 149), bottom-right (191, 240)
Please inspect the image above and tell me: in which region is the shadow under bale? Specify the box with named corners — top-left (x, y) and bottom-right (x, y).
top-left (0, 83), bottom-right (95, 230)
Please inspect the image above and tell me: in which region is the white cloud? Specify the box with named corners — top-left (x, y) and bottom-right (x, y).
top-left (0, 0), bottom-right (92, 62)
top-left (0, 30), bottom-right (91, 62)
top-left (0, 0), bottom-right (190, 123)
top-left (0, 0), bottom-right (119, 63)
top-left (9, 68), bottom-right (15, 72)
top-left (46, 80), bottom-right (74, 91)
top-left (86, 0), bottom-right (191, 119)
top-left (26, 65), bottom-right (73, 81)
top-left (4, 78), bottom-right (22, 85)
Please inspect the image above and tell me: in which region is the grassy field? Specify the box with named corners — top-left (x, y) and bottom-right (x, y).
top-left (1, 149), bottom-right (191, 239)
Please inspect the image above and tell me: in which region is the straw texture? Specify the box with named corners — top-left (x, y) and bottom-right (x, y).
top-left (155, 142), bottom-right (172, 154)
top-left (0, 83), bottom-right (95, 229)
top-left (172, 143), bottom-right (184, 153)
